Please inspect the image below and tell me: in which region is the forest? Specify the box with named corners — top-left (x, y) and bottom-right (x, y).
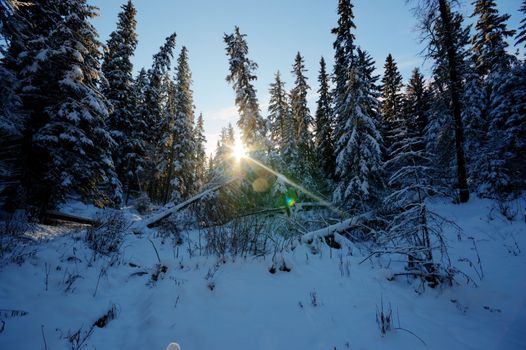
top-left (0, 0), bottom-right (525, 349)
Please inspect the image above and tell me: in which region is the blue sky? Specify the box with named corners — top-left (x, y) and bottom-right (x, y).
top-left (90, 0), bottom-right (523, 154)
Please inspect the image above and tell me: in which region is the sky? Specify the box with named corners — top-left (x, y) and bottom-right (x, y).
top-left (89, 0), bottom-right (524, 155)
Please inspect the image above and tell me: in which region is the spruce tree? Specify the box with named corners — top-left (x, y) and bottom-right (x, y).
top-left (332, 0), bottom-right (356, 102)
top-left (332, 0), bottom-right (356, 148)
top-left (267, 71), bottom-right (289, 152)
top-left (333, 48), bottom-right (383, 212)
top-left (516, 0), bottom-right (526, 52)
top-left (471, 0), bottom-right (515, 77)
top-left (194, 113), bottom-right (207, 191)
top-left (140, 33), bottom-right (177, 199)
top-left (420, 0), bottom-right (470, 202)
top-left (224, 27), bottom-right (266, 152)
top-left (403, 68), bottom-right (430, 145)
top-left (380, 54), bottom-right (404, 159)
top-left (290, 52), bottom-right (313, 175)
top-left (30, 0), bottom-right (121, 208)
top-left (101, 0), bottom-right (138, 199)
top-left (314, 57), bottom-right (335, 181)
top-left (170, 46), bottom-right (196, 201)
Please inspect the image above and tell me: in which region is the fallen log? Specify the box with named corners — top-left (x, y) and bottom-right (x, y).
top-left (300, 217), bottom-right (357, 248)
top-left (45, 210), bottom-right (99, 226)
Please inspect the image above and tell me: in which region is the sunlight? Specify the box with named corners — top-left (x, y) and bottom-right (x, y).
top-left (233, 140), bottom-right (246, 161)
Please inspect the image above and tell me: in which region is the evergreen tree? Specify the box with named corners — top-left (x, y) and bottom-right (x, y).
top-left (331, 0), bottom-right (356, 158)
top-left (332, 0), bottom-right (356, 105)
top-left (0, 0), bottom-right (26, 209)
top-left (471, 0), bottom-right (515, 77)
top-left (384, 101), bottom-right (444, 287)
top-left (314, 57), bottom-right (335, 181)
top-left (485, 62), bottom-right (526, 194)
top-left (403, 68), bottom-right (430, 146)
top-left (289, 52), bottom-right (313, 174)
top-left (380, 54), bottom-right (404, 158)
top-left (420, 0), bottom-right (470, 202)
top-left (333, 48), bottom-right (383, 212)
top-left (27, 0), bottom-right (121, 208)
top-left (101, 0), bottom-right (139, 200)
top-left (194, 113), bottom-right (207, 191)
top-left (224, 27), bottom-right (266, 152)
top-left (169, 46), bottom-right (196, 201)
top-left (267, 71), bottom-right (289, 152)
top-left (516, 0), bottom-right (526, 52)
top-left (140, 33), bottom-right (177, 199)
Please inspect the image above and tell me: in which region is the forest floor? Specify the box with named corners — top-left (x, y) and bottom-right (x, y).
top-left (0, 197), bottom-right (525, 350)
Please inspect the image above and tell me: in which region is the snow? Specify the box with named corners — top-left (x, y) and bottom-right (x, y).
top-left (1, 197), bottom-right (525, 349)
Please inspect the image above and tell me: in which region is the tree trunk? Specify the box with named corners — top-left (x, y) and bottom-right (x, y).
top-left (438, 0), bottom-right (469, 203)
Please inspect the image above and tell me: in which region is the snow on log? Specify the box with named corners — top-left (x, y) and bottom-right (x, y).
top-left (300, 217), bottom-right (359, 248)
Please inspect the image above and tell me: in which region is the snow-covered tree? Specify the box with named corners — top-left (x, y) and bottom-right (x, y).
top-left (331, 0), bottom-right (356, 143)
top-left (169, 46), bottom-right (196, 201)
top-left (194, 113), bottom-right (207, 191)
top-left (420, 0), bottom-right (470, 202)
top-left (267, 71), bottom-right (289, 152)
top-left (380, 54), bottom-right (404, 159)
top-left (516, 0), bottom-right (526, 52)
top-left (483, 61), bottom-right (526, 195)
top-left (403, 68), bottom-right (430, 146)
top-left (471, 0), bottom-right (515, 77)
top-left (224, 27), bottom-right (266, 153)
top-left (290, 52), bottom-right (313, 174)
top-left (333, 48), bottom-right (383, 213)
top-left (332, 0), bottom-right (356, 102)
top-left (383, 103), bottom-right (446, 288)
top-left (101, 0), bottom-right (139, 201)
top-left (140, 33), bottom-right (177, 199)
top-left (27, 0), bottom-right (122, 208)
top-left (314, 57), bottom-right (335, 181)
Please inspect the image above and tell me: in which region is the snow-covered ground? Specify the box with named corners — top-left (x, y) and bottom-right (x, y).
top-left (1, 197), bottom-right (525, 349)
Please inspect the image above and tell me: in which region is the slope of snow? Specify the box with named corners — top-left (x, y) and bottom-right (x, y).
top-left (0, 197), bottom-right (525, 349)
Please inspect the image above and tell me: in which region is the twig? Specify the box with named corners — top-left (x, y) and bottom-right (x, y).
top-left (395, 327), bottom-right (427, 346)
top-left (147, 238), bottom-right (161, 263)
top-left (41, 325), bottom-right (48, 350)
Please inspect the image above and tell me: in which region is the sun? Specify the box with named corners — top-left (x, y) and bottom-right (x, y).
top-left (233, 140), bottom-right (246, 161)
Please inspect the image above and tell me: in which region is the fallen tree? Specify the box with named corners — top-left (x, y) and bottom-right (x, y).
top-left (135, 178), bottom-right (238, 229)
top-left (44, 210), bottom-right (100, 226)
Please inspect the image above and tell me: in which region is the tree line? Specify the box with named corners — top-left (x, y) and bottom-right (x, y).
top-left (0, 0), bottom-right (525, 225)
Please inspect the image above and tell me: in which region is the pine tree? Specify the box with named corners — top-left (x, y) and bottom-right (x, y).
top-left (290, 52), bottom-right (313, 174)
top-left (333, 48), bottom-right (383, 212)
top-left (224, 27), bottom-right (266, 152)
top-left (516, 0), bottom-right (526, 51)
top-left (101, 0), bottom-right (138, 200)
top-left (471, 0), bottom-right (515, 77)
top-left (380, 54), bottom-right (404, 159)
top-left (314, 57), bottom-right (335, 181)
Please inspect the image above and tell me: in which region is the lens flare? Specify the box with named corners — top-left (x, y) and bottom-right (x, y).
top-left (286, 197), bottom-right (296, 207)
top-left (233, 140), bottom-right (246, 161)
